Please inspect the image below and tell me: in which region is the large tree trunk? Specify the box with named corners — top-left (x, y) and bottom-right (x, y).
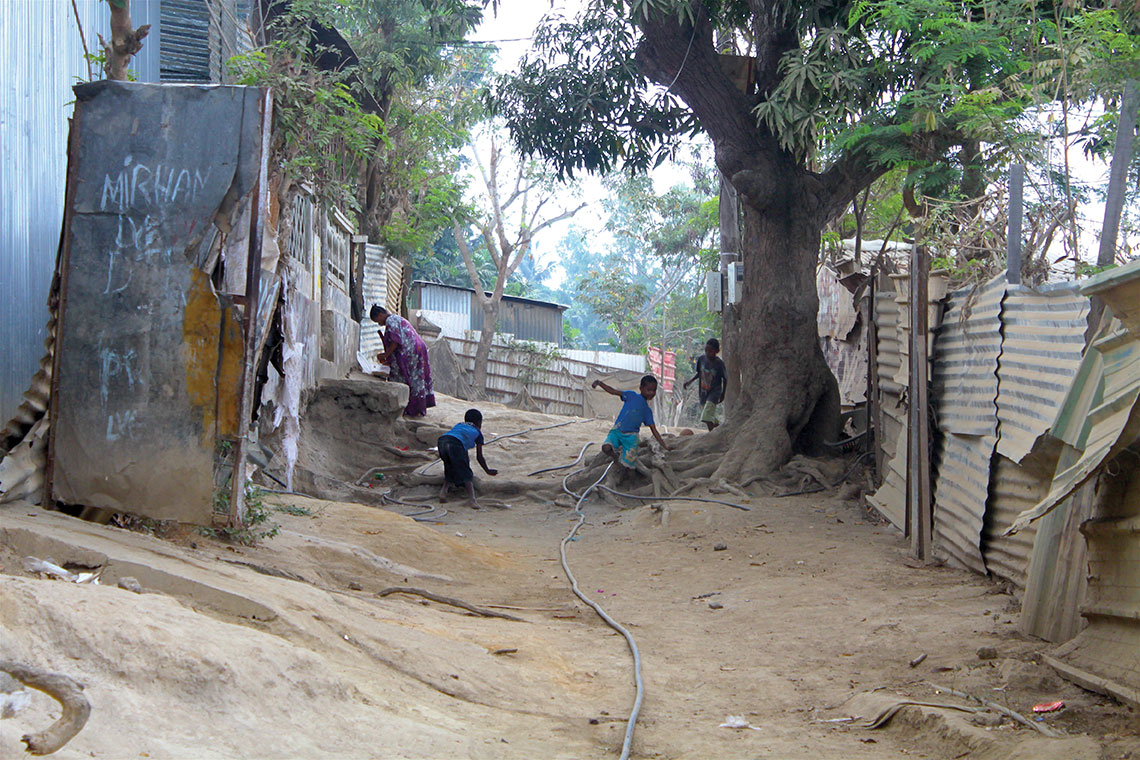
top-left (705, 201), bottom-right (839, 481)
top-left (473, 300), bottom-right (499, 392)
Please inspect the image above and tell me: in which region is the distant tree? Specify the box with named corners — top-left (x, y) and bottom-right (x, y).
top-left (453, 135), bottom-right (584, 391)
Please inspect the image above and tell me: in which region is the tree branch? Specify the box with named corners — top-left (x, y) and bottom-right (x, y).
top-left (453, 219), bottom-right (490, 304)
top-left (0, 660), bottom-right (91, 756)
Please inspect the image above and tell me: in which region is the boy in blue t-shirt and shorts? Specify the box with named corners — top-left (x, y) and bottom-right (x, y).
top-left (591, 375), bottom-right (671, 468)
top-left (437, 409), bottom-right (498, 508)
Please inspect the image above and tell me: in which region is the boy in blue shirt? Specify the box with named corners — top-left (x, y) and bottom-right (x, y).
top-left (591, 374), bottom-right (671, 468)
top-left (437, 409), bottom-right (498, 508)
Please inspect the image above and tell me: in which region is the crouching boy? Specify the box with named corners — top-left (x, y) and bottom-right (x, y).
top-left (591, 374), bottom-right (671, 468)
top-left (437, 409), bottom-right (498, 508)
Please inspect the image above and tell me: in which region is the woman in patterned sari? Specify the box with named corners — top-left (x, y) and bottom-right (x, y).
top-left (371, 304), bottom-right (436, 417)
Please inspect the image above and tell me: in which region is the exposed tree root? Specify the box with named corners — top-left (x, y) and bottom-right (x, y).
top-left (0, 660), bottom-right (91, 756)
top-left (376, 587), bottom-right (524, 621)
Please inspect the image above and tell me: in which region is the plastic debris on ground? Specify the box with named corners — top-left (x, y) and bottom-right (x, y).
top-left (719, 715), bottom-right (762, 731)
top-left (1032, 700), bottom-right (1065, 714)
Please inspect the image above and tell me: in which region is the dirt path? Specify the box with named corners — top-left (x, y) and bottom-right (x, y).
top-left (1, 396), bottom-right (1135, 759)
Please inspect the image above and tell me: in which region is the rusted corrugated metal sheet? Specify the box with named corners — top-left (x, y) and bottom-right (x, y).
top-left (995, 283), bottom-right (1089, 463)
top-left (1, 0), bottom-right (158, 424)
top-left (868, 421), bottom-right (906, 530)
top-left (932, 274), bottom-right (1006, 437)
top-left (932, 432), bottom-right (993, 574)
top-left (1046, 457), bottom-right (1140, 706)
top-left (1083, 258), bottom-right (1140, 338)
top-left (982, 454), bottom-right (1047, 589)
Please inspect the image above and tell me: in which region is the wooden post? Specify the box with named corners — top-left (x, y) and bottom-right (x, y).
top-left (1006, 163), bottom-right (1024, 285)
top-left (228, 88), bottom-right (273, 528)
top-left (1087, 80), bottom-right (1139, 342)
top-left (907, 243), bottom-right (932, 562)
top-left (1098, 80), bottom-right (1138, 268)
top-left (866, 267), bottom-right (882, 486)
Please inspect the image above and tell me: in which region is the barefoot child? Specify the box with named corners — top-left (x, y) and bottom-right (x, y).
top-left (437, 409), bottom-right (498, 507)
top-left (683, 338), bottom-right (727, 431)
top-left (591, 375), bottom-right (671, 468)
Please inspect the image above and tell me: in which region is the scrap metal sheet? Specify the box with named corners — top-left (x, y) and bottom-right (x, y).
top-left (932, 275), bottom-right (1006, 437)
top-left (51, 82), bottom-right (262, 522)
top-left (995, 283), bottom-right (1089, 463)
top-left (1008, 322), bottom-right (1140, 534)
top-left (932, 432), bottom-right (994, 574)
top-left (982, 454), bottom-right (1047, 589)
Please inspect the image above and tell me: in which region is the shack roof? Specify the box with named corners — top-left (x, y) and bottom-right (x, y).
top-left (411, 280), bottom-right (569, 311)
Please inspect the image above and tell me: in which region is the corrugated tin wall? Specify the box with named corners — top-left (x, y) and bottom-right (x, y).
top-left (867, 290), bottom-right (906, 530)
top-left (499, 300), bottom-right (564, 346)
top-left (415, 282), bottom-right (473, 315)
top-left (930, 275), bottom-right (1006, 571)
top-left (0, 0), bottom-right (159, 425)
top-left (995, 283), bottom-right (1090, 463)
top-left (161, 0), bottom-right (211, 82)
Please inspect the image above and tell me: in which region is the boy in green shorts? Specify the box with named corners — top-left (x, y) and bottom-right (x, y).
top-left (591, 374), bottom-right (671, 468)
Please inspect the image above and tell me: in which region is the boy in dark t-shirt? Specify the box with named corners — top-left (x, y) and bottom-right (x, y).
top-left (684, 338), bottom-right (728, 431)
top-left (437, 408), bottom-right (498, 508)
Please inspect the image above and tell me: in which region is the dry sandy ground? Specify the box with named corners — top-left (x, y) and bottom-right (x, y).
top-left (1, 394), bottom-right (1137, 759)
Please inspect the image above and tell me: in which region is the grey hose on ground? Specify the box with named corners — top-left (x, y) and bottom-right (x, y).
top-left (529, 442), bottom-right (594, 476)
top-left (379, 493), bottom-right (448, 522)
top-left (558, 462), bottom-right (644, 760)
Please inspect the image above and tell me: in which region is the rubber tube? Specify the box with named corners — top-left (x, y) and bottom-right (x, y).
top-left (558, 462), bottom-right (644, 760)
top-left (529, 442), bottom-right (594, 477)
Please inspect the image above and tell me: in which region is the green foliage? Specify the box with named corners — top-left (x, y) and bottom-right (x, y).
top-left (489, 3), bottom-right (700, 178)
top-left (229, 42), bottom-right (382, 214)
top-left (1074, 261), bottom-right (1117, 279)
top-left (231, 0), bottom-right (489, 247)
top-left (206, 484), bottom-right (280, 545)
top-left (505, 338), bottom-right (561, 387)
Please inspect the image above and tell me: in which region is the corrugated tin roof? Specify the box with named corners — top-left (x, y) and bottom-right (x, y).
top-left (932, 432), bottom-right (994, 574)
top-left (411, 280), bottom-right (569, 311)
top-left (981, 454), bottom-right (1046, 589)
top-left (932, 274), bottom-right (1006, 437)
top-left (1007, 320), bottom-right (1140, 534)
top-left (995, 283), bottom-right (1090, 463)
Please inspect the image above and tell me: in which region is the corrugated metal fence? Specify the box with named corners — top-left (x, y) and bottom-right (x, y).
top-left (869, 273), bottom-right (1090, 588)
top-left (0, 0), bottom-right (161, 425)
top-left (443, 336), bottom-right (645, 418)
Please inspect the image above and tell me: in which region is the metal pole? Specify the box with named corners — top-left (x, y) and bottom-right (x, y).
top-left (1006, 163), bottom-right (1024, 285)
